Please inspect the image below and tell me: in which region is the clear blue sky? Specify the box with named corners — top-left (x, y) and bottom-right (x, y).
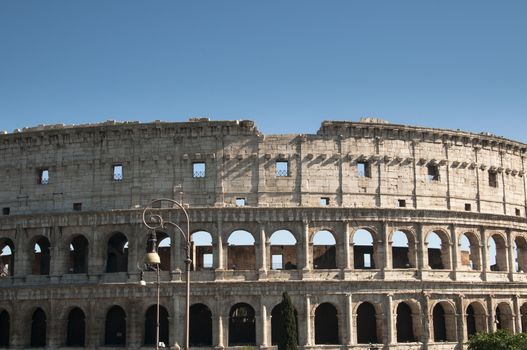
top-left (1, 1), bottom-right (526, 142)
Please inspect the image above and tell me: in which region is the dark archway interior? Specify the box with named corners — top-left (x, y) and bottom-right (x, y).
top-left (271, 302), bottom-right (298, 345)
top-left (433, 304), bottom-right (447, 342)
top-left (70, 236), bottom-right (88, 274)
top-left (314, 303), bottom-right (339, 344)
top-left (66, 307), bottom-right (85, 346)
top-left (144, 305), bottom-right (169, 346)
top-left (105, 306), bottom-right (126, 346)
top-left (33, 237), bottom-right (50, 275)
top-left (106, 234), bottom-right (128, 273)
top-left (466, 305), bottom-right (476, 337)
top-left (313, 246), bottom-right (337, 269)
top-left (229, 303), bottom-right (255, 346)
top-left (357, 302), bottom-right (378, 344)
top-left (189, 304), bottom-right (212, 346)
top-left (31, 308), bottom-right (46, 347)
top-left (0, 310), bottom-right (9, 347)
top-left (396, 303), bottom-right (414, 342)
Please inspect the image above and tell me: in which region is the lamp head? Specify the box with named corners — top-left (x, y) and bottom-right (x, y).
top-left (144, 230), bottom-right (161, 265)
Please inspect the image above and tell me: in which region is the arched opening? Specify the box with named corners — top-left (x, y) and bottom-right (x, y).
top-left (466, 302), bottom-right (486, 337)
top-left (353, 230), bottom-right (375, 269)
top-left (191, 231), bottom-right (213, 270)
top-left (392, 231), bottom-right (415, 269)
top-left (460, 233), bottom-right (480, 270)
top-left (356, 302), bottom-right (378, 344)
top-left (432, 304), bottom-right (447, 342)
top-left (496, 303), bottom-right (513, 331)
top-left (69, 236), bottom-right (88, 274)
top-left (314, 303), bottom-right (339, 344)
top-left (156, 232), bottom-right (171, 272)
top-left (228, 303), bottom-right (256, 346)
top-left (270, 230), bottom-right (297, 270)
top-left (66, 307), bottom-right (85, 346)
top-left (0, 239), bottom-right (14, 277)
top-left (271, 300), bottom-right (298, 345)
top-left (427, 231), bottom-right (450, 269)
top-left (30, 308), bottom-right (46, 347)
top-left (32, 236), bottom-right (51, 275)
top-left (189, 303), bottom-right (212, 347)
top-left (144, 305), bottom-right (169, 346)
top-left (0, 310), bottom-right (9, 347)
top-left (313, 230), bottom-right (337, 269)
top-left (105, 306), bottom-right (126, 346)
top-left (514, 236), bottom-right (527, 273)
top-left (106, 233), bottom-right (128, 273)
top-left (489, 234), bottom-right (507, 272)
top-left (396, 302), bottom-right (415, 342)
top-left (520, 303), bottom-right (527, 332)
top-left (227, 230), bottom-right (255, 270)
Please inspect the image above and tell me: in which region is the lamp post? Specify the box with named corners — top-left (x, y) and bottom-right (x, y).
top-left (142, 198), bottom-right (191, 350)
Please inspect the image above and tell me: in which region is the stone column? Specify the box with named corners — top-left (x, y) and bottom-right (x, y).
top-left (259, 303), bottom-right (268, 347)
top-left (507, 229), bottom-right (515, 280)
top-left (301, 221), bottom-right (311, 273)
top-left (301, 294), bottom-right (312, 347)
top-left (450, 224), bottom-right (458, 274)
top-left (487, 296), bottom-right (495, 332)
top-left (382, 222), bottom-right (391, 271)
top-left (481, 227), bottom-right (488, 281)
top-left (257, 224), bottom-right (268, 274)
top-left (417, 224), bottom-right (426, 274)
top-left (346, 294), bottom-right (354, 346)
top-left (421, 293), bottom-right (430, 345)
top-left (456, 294), bottom-right (465, 347)
top-left (514, 295), bottom-right (521, 334)
top-left (214, 314), bottom-right (227, 349)
top-left (343, 222), bottom-right (352, 270)
top-left (128, 300), bottom-right (141, 347)
top-left (386, 294), bottom-right (395, 345)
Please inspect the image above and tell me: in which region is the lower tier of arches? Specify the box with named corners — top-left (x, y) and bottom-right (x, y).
top-left (1, 282), bottom-right (527, 349)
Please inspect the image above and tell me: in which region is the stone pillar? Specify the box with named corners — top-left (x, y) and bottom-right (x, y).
top-left (481, 227), bottom-right (488, 281)
top-left (417, 224), bottom-right (426, 273)
top-left (421, 293), bottom-right (430, 345)
top-left (128, 300), bottom-right (141, 347)
top-left (386, 294), bottom-right (395, 345)
top-left (487, 296), bottom-right (495, 332)
top-left (214, 314), bottom-right (227, 349)
top-left (514, 295), bottom-right (521, 334)
top-left (343, 222), bottom-right (352, 270)
top-left (47, 301), bottom-right (61, 348)
top-left (382, 222), bottom-right (391, 270)
top-left (257, 224), bottom-right (268, 274)
top-left (301, 294), bottom-right (312, 347)
top-left (450, 224), bottom-right (458, 274)
top-left (259, 303), bottom-right (268, 347)
top-left (456, 294), bottom-right (465, 346)
top-left (301, 221), bottom-right (311, 272)
top-left (86, 300), bottom-right (100, 348)
top-left (507, 229), bottom-right (515, 280)
top-left (346, 294), bottom-right (353, 346)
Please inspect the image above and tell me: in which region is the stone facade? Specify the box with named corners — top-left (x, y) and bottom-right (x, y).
top-left (0, 118), bottom-right (527, 349)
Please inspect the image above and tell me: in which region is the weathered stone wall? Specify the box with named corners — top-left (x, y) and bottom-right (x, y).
top-left (0, 119), bottom-right (527, 350)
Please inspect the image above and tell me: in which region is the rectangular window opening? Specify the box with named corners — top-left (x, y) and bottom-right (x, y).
top-left (489, 171), bottom-right (498, 188)
top-left (398, 199), bottom-right (406, 208)
top-left (193, 162), bottom-right (206, 178)
top-left (320, 197), bottom-right (330, 206)
top-left (427, 164), bottom-right (440, 181)
top-left (276, 160), bottom-right (289, 177)
top-left (2, 207), bottom-right (10, 216)
top-left (235, 198), bottom-right (246, 206)
top-left (516, 208), bottom-right (521, 216)
top-left (112, 164), bottom-right (123, 181)
top-left (357, 161), bottom-right (371, 177)
top-left (465, 203), bottom-right (472, 211)
top-left (38, 169), bottom-right (49, 185)
top-left (73, 203), bottom-right (82, 211)
top-left (272, 254), bottom-right (283, 270)
top-left (203, 254), bottom-right (213, 268)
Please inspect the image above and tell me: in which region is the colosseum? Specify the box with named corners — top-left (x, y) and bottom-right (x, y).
top-left (0, 118), bottom-right (526, 350)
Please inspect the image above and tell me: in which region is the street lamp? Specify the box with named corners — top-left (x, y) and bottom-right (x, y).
top-left (142, 198), bottom-right (191, 350)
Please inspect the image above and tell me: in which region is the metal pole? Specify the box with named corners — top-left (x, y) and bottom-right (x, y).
top-left (156, 264), bottom-right (160, 350)
top-left (185, 243), bottom-right (191, 350)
